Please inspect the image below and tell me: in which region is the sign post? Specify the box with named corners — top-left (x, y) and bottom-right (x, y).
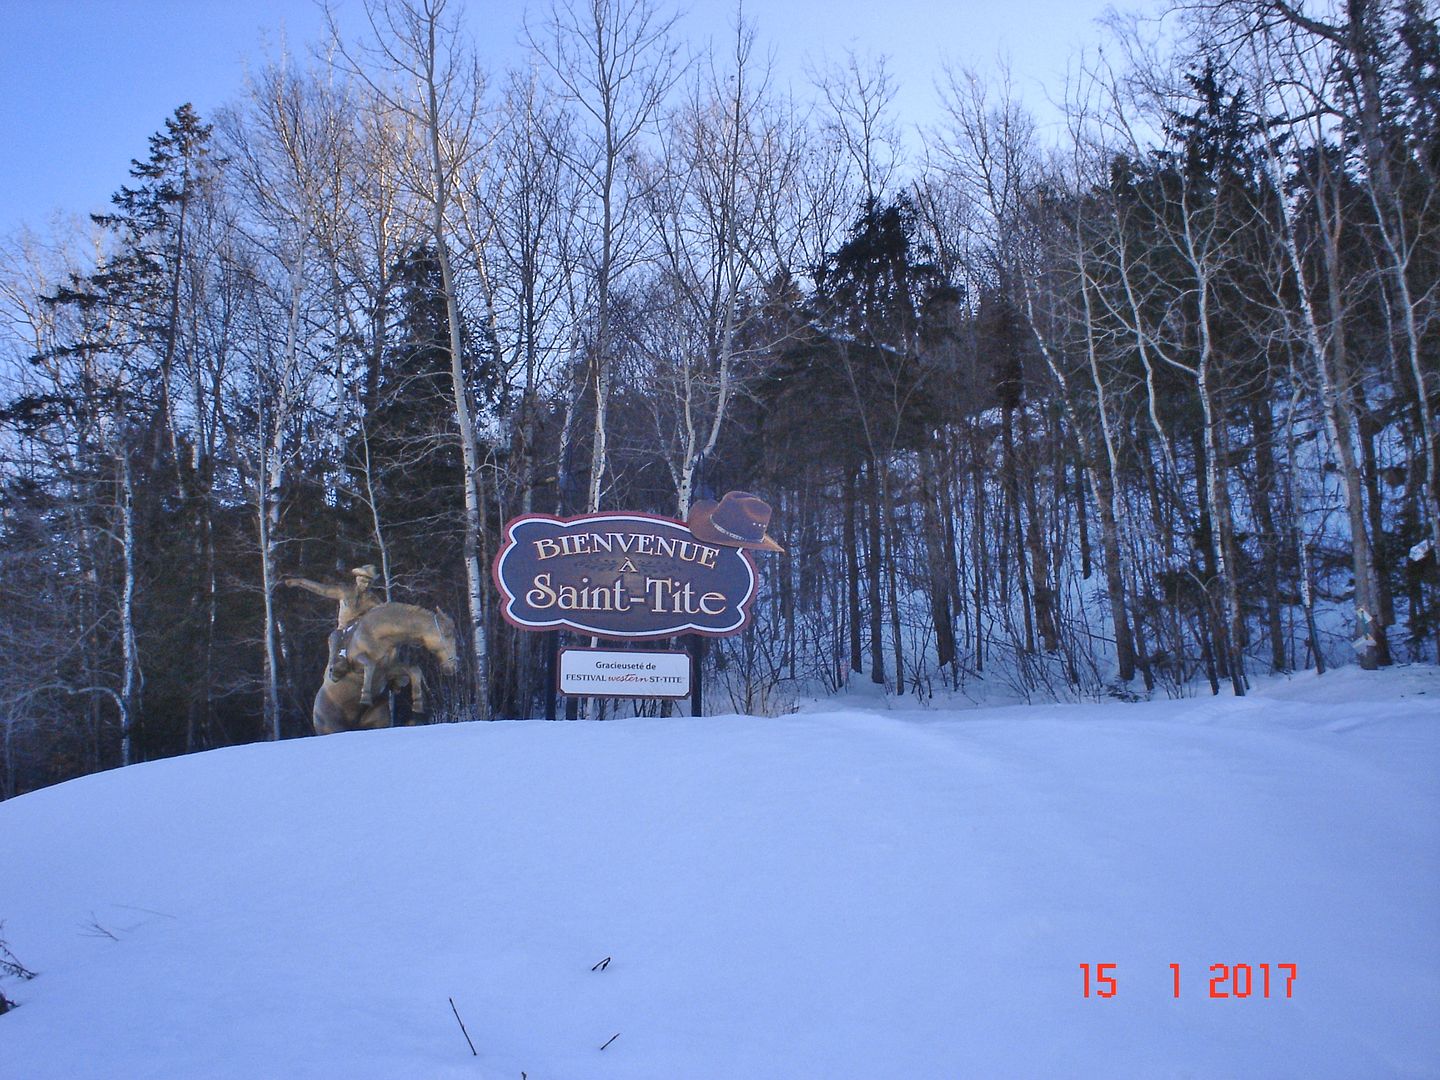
top-left (689, 635), bottom-right (704, 718)
top-left (544, 631), bottom-right (559, 722)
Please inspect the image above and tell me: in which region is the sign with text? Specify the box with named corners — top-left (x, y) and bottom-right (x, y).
top-left (493, 512), bottom-right (757, 639)
top-left (558, 648), bottom-right (691, 698)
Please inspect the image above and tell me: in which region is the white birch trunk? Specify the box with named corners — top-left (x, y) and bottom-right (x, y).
top-left (259, 421), bottom-right (283, 742)
top-left (1258, 143), bottom-right (1386, 667)
top-left (422, 14), bottom-right (489, 704)
top-left (1184, 203), bottom-right (1246, 697)
top-left (119, 452), bottom-right (139, 766)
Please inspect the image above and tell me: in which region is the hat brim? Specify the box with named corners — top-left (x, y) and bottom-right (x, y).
top-left (687, 502), bottom-right (785, 553)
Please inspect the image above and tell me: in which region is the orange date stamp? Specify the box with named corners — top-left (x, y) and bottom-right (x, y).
top-left (1080, 963), bottom-right (1299, 999)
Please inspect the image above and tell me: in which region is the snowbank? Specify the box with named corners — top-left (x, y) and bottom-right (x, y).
top-left (2, 666), bottom-right (1437, 1078)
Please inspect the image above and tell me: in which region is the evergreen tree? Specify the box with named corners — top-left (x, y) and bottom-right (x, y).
top-left (362, 245), bottom-right (501, 613)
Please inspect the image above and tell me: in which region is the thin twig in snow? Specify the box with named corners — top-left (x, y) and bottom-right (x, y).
top-left (449, 997), bottom-right (478, 1056)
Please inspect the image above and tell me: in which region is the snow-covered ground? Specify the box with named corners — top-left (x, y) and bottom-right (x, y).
top-left (2, 665), bottom-right (1437, 1079)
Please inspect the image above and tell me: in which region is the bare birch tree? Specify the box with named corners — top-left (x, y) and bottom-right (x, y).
top-left (529, 0), bottom-right (681, 512)
top-left (640, 15), bottom-right (802, 516)
top-left (333, 0), bottom-right (492, 705)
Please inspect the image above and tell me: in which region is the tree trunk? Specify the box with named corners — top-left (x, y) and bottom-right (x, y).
top-left (1249, 397), bottom-right (1289, 673)
top-left (866, 459), bottom-right (885, 685)
top-left (1258, 112), bottom-right (1389, 668)
top-left (920, 451), bottom-right (957, 671)
top-left (119, 452), bottom-right (140, 766)
top-left (883, 468), bottom-right (904, 694)
top-left (1002, 409), bottom-right (1035, 653)
top-left (844, 467), bottom-right (862, 675)
top-left (422, 15), bottom-right (489, 706)
top-left (971, 434), bottom-right (988, 673)
top-left (1284, 380), bottom-right (1326, 673)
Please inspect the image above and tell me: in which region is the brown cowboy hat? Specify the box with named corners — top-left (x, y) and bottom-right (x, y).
top-left (688, 491), bottom-right (784, 553)
top-left (350, 564), bottom-right (379, 580)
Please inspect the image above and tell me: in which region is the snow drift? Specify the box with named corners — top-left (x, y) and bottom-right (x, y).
top-left (2, 666), bottom-right (1438, 1078)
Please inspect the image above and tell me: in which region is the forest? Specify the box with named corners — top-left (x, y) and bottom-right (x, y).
top-left (0, 0), bottom-right (1435, 798)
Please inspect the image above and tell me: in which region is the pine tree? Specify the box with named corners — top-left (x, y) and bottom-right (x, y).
top-left (37, 104), bottom-right (224, 760)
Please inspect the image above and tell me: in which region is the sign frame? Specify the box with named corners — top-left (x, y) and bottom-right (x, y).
top-left (557, 647), bottom-right (692, 699)
top-left (492, 511), bottom-right (759, 641)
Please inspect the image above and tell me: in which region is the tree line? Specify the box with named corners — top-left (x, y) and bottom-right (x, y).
top-left (1, 0), bottom-right (1435, 796)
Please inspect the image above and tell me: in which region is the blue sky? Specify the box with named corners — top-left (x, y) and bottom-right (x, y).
top-left (0, 0), bottom-right (1117, 239)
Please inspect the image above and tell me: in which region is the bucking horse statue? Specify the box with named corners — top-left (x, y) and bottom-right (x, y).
top-left (312, 602), bottom-right (460, 735)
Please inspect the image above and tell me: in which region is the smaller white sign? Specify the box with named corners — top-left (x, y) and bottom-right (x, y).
top-left (559, 648), bottom-right (691, 698)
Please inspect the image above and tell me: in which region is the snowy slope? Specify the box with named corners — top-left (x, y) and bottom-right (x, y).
top-left (2, 666), bottom-right (1438, 1079)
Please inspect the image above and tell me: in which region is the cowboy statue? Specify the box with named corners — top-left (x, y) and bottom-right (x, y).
top-left (282, 564), bottom-right (382, 679)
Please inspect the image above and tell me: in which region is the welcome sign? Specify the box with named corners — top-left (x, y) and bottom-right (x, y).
top-left (493, 512), bottom-right (758, 639)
